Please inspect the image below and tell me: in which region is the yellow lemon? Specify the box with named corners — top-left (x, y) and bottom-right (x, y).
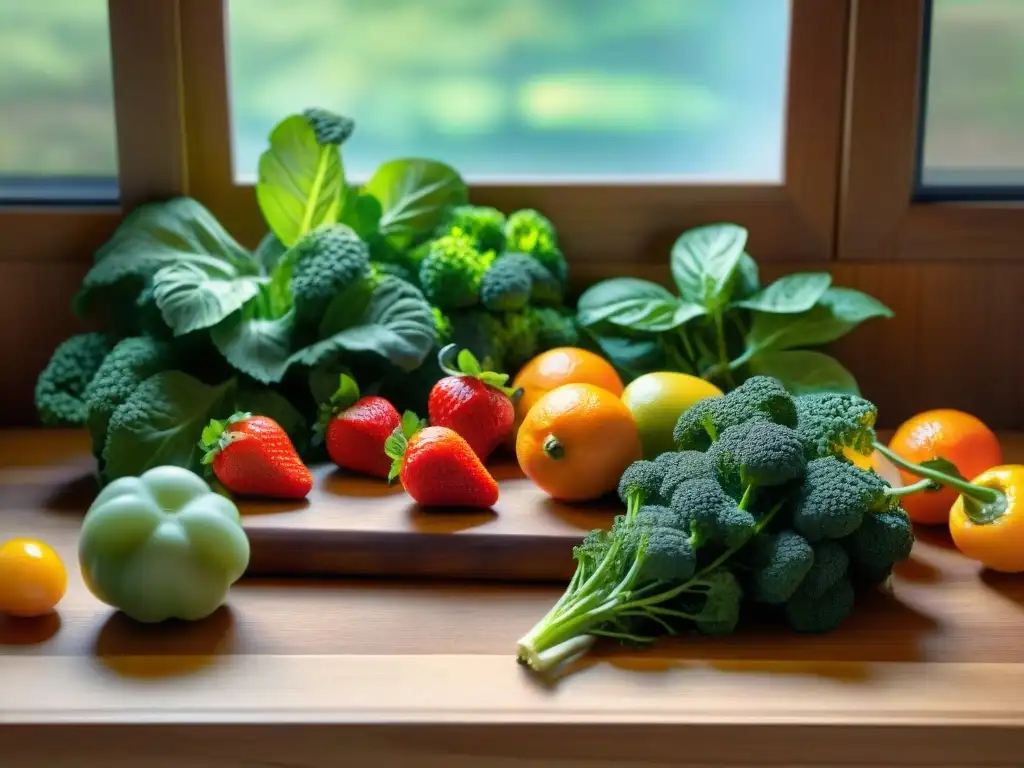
top-left (621, 372), bottom-right (724, 459)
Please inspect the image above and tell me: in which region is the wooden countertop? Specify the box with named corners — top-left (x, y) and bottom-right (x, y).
top-left (5, 430), bottom-right (1024, 766)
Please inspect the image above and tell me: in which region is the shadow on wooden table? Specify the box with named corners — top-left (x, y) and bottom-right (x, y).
top-left (90, 606), bottom-right (236, 679)
top-left (41, 472), bottom-right (97, 514)
top-left (0, 612), bottom-right (61, 646)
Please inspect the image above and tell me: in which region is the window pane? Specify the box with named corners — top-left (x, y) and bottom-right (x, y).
top-left (0, 0), bottom-right (118, 200)
top-left (227, 0), bottom-right (790, 183)
top-left (920, 0), bottom-right (1024, 190)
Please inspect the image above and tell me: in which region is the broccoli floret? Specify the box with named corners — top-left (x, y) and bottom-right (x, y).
top-left (432, 307), bottom-right (453, 346)
top-left (800, 540), bottom-right (850, 599)
top-left (708, 420), bottom-right (807, 490)
top-left (790, 457), bottom-right (889, 542)
top-left (438, 204), bottom-right (507, 253)
top-left (672, 397), bottom-right (749, 451)
top-left (744, 530), bottom-right (815, 605)
top-left (632, 504), bottom-right (688, 533)
top-left (480, 254), bottom-right (532, 311)
top-left (34, 333), bottom-right (116, 426)
top-left (448, 309), bottom-right (506, 372)
top-left (525, 306), bottom-right (578, 350)
top-left (731, 376), bottom-right (798, 427)
top-left (290, 224), bottom-right (371, 325)
top-left (794, 392), bottom-right (878, 460)
top-left (504, 209), bottom-right (568, 285)
top-left (301, 107), bottom-right (354, 145)
top-left (497, 310), bottom-right (538, 371)
top-left (658, 450), bottom-right (712, 502)
top-left (672, 476), bottom-right (758, 548)
top-left (418, 234), bottom-right (495, 309)
top-left (618, 459), bottom-right (664, 511)
top-left (844, 506), bottom-right (914, 586)
top-left (619, 521), bottom-right (697, 584)
top-left (82, 336), bottom-right (176, 459)
top-left (678, 569), bottom-right (744, 637)
top-left (785, 576), bottom-right (856, 633)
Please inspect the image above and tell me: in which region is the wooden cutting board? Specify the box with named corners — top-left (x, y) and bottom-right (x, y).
top-left (239, 457), bottom-right (617, 582)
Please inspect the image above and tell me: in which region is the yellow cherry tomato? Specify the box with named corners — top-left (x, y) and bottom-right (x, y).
top-left (0, 538), bottom-right (67, 617)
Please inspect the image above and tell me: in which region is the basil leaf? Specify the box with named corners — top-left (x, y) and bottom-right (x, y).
top-left (728, 252), bottom-right (761, 302)
top-left (74, 197), bottom-right (254, 316)
top-left (746, 286), bottom-right (894, 353)
top-left (103, 372), bottom-right (238, 482)
top-left (256, 112), bottom-right (347, 248)
top-left (151, 262), bottom-right (264, 337)
top-left (733, 272), bottom-right (832, 314)
top-left (670, 223), bottom-right (747, 309)
top-left (576, 278), bottom-right (676, 327)
top-left (363, 159), bottom-right (468, 250)
top-left (748, 350), bottom-right (860, 395)
top-left (581, 330), bottom-right (667, 379)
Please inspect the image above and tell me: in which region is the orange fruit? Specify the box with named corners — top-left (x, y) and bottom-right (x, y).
top-left (886, 409), bottom-right (1002, 526)
top-left (505, 347), bottom-right (624, 452)
top-left (516, 383), bottom-right (642, 502)
top-left (0, 538), bottom-right (67, 617)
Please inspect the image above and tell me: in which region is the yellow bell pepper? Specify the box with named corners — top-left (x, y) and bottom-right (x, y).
top-left (948, 465), bottom-right (1024, 573)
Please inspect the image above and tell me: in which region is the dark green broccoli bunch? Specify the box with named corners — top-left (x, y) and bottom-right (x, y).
top-left (480, 252), bottom-right (564, 311)
top-left (516, 376), bottom-right (916, 674)
top-left (504, 209), bottom-right (569, 286)
top-left (443, 305), bottom-right (578, 375)
top-left (435, 204), bottom-right (507, 253)
top-left (288, 223), bottom-right (372, 327)
top-left (34, 333), bottom-right (117, 426)
top-left (417, 233), bottom-right (496, 310)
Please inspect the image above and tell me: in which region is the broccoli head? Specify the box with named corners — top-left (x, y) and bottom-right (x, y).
top-left (658, 450), bottom-right (712, 501)
top-left (794, 392), bottom-right (878, 460)
top-left (82, 336), bottom-right (176, 460)
top-left (525, 306), bottom-right (578, 350)
top-left (497, 310), bottom-right (539, 371)
top-left (302, 107), bottom-right (355, 145)
top-left (479, 254), bottom-right (532, 311)
top-left (618, 459), bottom-right (665, 511)
top-left (672, 476), bottom-right (758, 548)
top-left (448, 309), bottom-right (506, 372)
top-left (686, 569), bottom-right (744, 637)
top-left (672, 396), bottom-right (750, 452)
top-left (790, 457), bottom-right (890, 542)
top-left (743, 530), bottom-right (815, 604)
top-left (438, 204), bottom-right (507, 253)
top-left (418, 234), bottom-right (495, 310)
top-left (800, 540), bottom-right (850, 599)
top-left (708, 419), bottom-right (807, 491)
top-left (785, 576), bottom-right (856, 633)
top-left (614, 511), bottom-right (697, 584)
top-left (844, 505), bottom-right (914, 586)
top-left (632, 504), bottom-right (688, 533)
top-left (289, 224), bottom-right (371, 326)
top-left (504, 209), bottom-right (568, 285)
top-left (35, 333), bottom-right (116, 426)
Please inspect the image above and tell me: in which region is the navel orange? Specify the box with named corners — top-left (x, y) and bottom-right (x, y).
top-left (516, 383), bottom-right (642, 502)
top-left (885, 409), bottom-right (1002, 525)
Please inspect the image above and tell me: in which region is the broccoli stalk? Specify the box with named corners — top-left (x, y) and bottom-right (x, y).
top-left (516, 489), bottom-right (781, 673)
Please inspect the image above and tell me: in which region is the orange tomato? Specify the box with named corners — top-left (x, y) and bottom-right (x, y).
top-left (0, 538), bottom-right (67, 617)
top-left (516, 383), bottom-right (642, 502)
top-left (505, 347), bottom-right (624, 452)
top-left (887, 409), bottom-right (1002, 525)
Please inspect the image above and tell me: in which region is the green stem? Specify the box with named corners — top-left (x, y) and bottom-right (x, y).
top-left (872, 442), bottom-right (1001, 503)
top-left (523, 635), bottom-right (596, 671)
top-left (737, 482), bottom-right (755, 511)
top-left (712, 313), bottom-right (737, 389)
top-left (678, 330), bottom-right (698, 366)
top-left (883, 477), bottom-right (936, 498)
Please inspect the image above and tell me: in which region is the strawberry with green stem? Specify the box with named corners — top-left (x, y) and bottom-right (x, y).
top-left (200, 412), bottom-right (312, 500)
top-left (385, 412), bottom-right (499, 508)
top-left (315, 374), bottom-right (401, 479)
top-left (428, 344), bottom-right (520, 463)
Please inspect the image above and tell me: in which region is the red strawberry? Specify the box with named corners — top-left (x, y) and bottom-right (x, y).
top-left (200, 412), bottom-right (312, 500)
top-left (427, 344), bottom-right (519, 462)
top-left (315, 374), bottom-right (400, 479)
top-left (385, 417), bottom-right (499, 508)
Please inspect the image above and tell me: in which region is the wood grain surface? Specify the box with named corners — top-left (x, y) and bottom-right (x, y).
top-left (5, 430), bottom-right (1024, 766)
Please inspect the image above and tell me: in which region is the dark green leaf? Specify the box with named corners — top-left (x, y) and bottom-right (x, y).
top-left (670, 223), bottom-right (747, 309)
top-left (363, 159), bottom-right (468, 249)
top-left (747, 350), bottom-right (860, 395)
top-left (746, 286), bottom-right (894, 353)
top-left (727, 252), bottom-right (761, 302)
top-left (338, 189), bottom-right (384, 240)
top-left (104, 372), bottom-right (238, 481)
top-left (733, 272), bottom-right (832, 314)
top-left (151, 262), bottom-right (264, 336)
top-left (254, 233), bottom-right (287, 274)
top-left (210, 309), bottom-right (295, 384)
top-left (75, 197), bottom-right (254, 315)
top-left (582, 330), bottom-right (668, 380)
top-left (256, 113), bottom-right (345, 248)
top-left (576, 278), bottom-right (677, 327)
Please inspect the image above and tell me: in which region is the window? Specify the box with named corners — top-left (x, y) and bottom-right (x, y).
top-left (918, 0), bottom-right (1024, 194)
top-left (225, 0), bottom-right (791, 183)
top-left (0, 0), bottom-right (119, 202)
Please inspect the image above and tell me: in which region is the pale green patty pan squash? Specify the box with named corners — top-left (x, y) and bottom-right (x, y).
top-left (79, 465), bottom-right (251, 623)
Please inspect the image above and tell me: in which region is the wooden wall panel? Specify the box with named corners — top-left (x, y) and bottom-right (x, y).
top-left (3, 261), bottom-right (1022, 430)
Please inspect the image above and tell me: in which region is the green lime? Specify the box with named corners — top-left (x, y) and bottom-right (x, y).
top-left (622, 372), bottom-right (724, 459)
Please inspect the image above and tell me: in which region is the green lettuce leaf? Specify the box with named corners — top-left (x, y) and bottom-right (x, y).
top-left (363, 159), bottom-right (468, 249)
